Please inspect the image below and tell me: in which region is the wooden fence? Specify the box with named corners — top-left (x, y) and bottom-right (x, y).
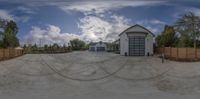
top-left (0, 48), bottom-right (24, 61)
top-left (157, 47), bottom-right (200, 61)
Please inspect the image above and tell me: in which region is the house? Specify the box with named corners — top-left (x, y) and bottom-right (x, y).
top-left (119, 24), bottom-right (155, 56)
top-left (89, 41), bottom-right (107, 51)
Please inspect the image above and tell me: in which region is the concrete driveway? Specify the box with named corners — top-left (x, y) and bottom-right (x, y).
top-left (0, 51), bottom-right (200, 99)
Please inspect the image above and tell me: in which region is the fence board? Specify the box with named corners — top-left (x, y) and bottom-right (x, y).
top-left (0, 48), bottom-right (24, 61)
top-left (164, 47), bottom-right (171, 57)
top-left (0, 49), bottom-right (3, 60)
top-left (171, 48), bottom-right (178, 58)
top-left (158, 47), bottom-right (200, 60)
top-left (187, 48), bottom-right (196, 59)
top-left (197, 49), bottom-right (200, 59)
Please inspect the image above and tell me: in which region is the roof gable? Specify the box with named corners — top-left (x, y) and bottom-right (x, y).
top-left (119, 24), bottom-right (155, 37)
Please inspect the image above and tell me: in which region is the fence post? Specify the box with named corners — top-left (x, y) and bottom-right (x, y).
top-left (177, 48), bottom-right (179, 59)
top-left (170, 47), bottom-right (172, 57)
top-left (186, 47), bottom-right (188, 59)
top-left (3, 48), bottom-right (5, 60)
top-left (163, 47), bottom-right (165, 56)
top-left (195, 48), bottom-right (197, 59)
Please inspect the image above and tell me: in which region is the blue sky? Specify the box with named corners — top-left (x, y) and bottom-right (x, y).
top-left (0, 0), bottom-right (200, 45)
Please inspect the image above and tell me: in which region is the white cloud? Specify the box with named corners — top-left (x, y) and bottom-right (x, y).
top-left (25, 14), bottom-right (130, 45)
top-left (23, 0), bottom-right (165, 43)
top-left (17, 6), bottom-right (36, 14)
top-left (0, 9), bottom-right (14, 20)
top-left (60, 0), bottom-right (164, 15)
top-left (146, 26), bottom-right (159, 33)
top-left (173, 7), bottom-right (200, 18)
top-left (0, 9), bottom-right (31, 23)
top-left (15, 16), bottom-right (31, 23)
top-left (136, 19), bottom-right (166, 25)
top-left (188, 8), bottom-right (200, 16)
top-left (150, 19), bottom-right (166, 25)
top-left (25, 25), bottom-right (80, 45)
top-left (78, 15), bottom-right (130, 42)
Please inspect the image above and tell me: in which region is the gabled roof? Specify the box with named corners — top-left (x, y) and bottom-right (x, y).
top-left (89, 41), bottom-right (107, 46)
top-left (119, 24), bottom-right (155, 37)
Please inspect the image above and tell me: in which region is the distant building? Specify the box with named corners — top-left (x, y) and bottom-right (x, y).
top-left (119, 24), bottom-right (155, 56)
top-left (89, 41), bottom-right (107, 51)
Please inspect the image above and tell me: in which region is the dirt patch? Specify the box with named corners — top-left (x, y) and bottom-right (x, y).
top-left (155, 78), bottom-right (180, 92)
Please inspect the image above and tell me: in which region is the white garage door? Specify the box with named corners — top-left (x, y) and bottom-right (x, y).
top-left (129, 36), bottom-right (145, 56)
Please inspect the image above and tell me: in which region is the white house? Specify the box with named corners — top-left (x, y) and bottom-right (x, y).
top-left (89, 41), bottom-right (107, 51)
top-left (119, 24), bottom-right (155, 56)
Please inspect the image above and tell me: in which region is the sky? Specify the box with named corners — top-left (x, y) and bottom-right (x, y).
top-left (0, 0), bottom-right (200, 45)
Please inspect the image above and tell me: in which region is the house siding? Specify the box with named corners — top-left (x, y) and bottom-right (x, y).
top-left (119, 25), bottom-right (154, 56)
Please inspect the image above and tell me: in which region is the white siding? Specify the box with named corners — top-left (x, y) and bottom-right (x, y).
top-left (126, 26), bottom-right (150, 33)
top-left (145, 34), bottom-right (154, 55)
top-left (89, 42), bottom-right (107, 51)
top-left (119, 25), bottom-right (154, 56)
top-left (95, 43), bottom-right (107, 51)
top-left (120, 32), bottom-right (128, 55)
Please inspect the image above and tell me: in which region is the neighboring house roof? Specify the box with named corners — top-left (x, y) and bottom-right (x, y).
top-left (15, 47), bottom-right (23, 50)
top-left (89, 42), bottom-right (97, 46)
top-left (119, 24), bottom-right (155, 37)
top-left (89, 41), bottom-right (107, 46)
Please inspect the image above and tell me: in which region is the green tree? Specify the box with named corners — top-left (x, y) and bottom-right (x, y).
top-left (70, 39), bottom-right (86, 50)
top-left (0, 19), bottom-right (6, 28)
top-left (175, 12), bottom-right (200, 48)
top-left (156, 25), bottom-right (178, 47)
top-left (23, 44), bottom-right (27, 49)
top-left (44, 44), bottom-right (49, 49)
top-left (32, 43), bottom-right (38, 50)
top-left (3, 20), bottom-right (19, 48)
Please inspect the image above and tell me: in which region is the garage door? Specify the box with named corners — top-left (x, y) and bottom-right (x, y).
top-left (96, 47), bottom-right (105, 51)
top-left (129, 36), bottom-right (145, 56)
top-left (90, 47), bottom-right (95, 51)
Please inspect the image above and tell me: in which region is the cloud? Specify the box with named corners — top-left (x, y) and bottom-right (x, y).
top-left (25, 14), bottom-right (130, 45)
top-left (23, 0), bottom-right (166, 43)
top-left (188, 7), bottom-right (200, 16)
top-left (173, 7), bottom-right (200, 18)
top-left (24, 25), bottom-right (80, 45)
top-left (136, 19), bottom-right (166, 25)
top-left (16, 6), bottom-right (36, 14)
top-left (146, 26), bottom-right (159, 34)
top-left (15, 16), bottom-right (31, 23)
top-left (0, 9), bottom-right (31, 23)
top-left (150, 19), bottom-right (166, 25)
top-left (0, 9), bottom-right (14, 20)
top-left (78, 15), bottom-right (130, 42)
top-left (59, 0), bottom-right (164, 15)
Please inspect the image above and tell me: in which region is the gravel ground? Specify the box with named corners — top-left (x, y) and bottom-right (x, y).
top-left (0, 51), bottom-right (200, 99)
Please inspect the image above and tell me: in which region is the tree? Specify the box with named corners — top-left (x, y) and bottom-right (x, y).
top-left (0, 19), bottom-right (6, 28)
top-left (3, 20), bottom-right (19, 48)
top-left (32, 43), bottom-right (38, 50)
top-left (175, 12), bottom-right (200, 48)
top-left (70, 39), bottom-right (86, 50)
top-left (44, 44), bottom-right (49, 49)
top-left (23, 44), bottom-right (27, 49)
top-left (156, 25), bottom-right (178, 47)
